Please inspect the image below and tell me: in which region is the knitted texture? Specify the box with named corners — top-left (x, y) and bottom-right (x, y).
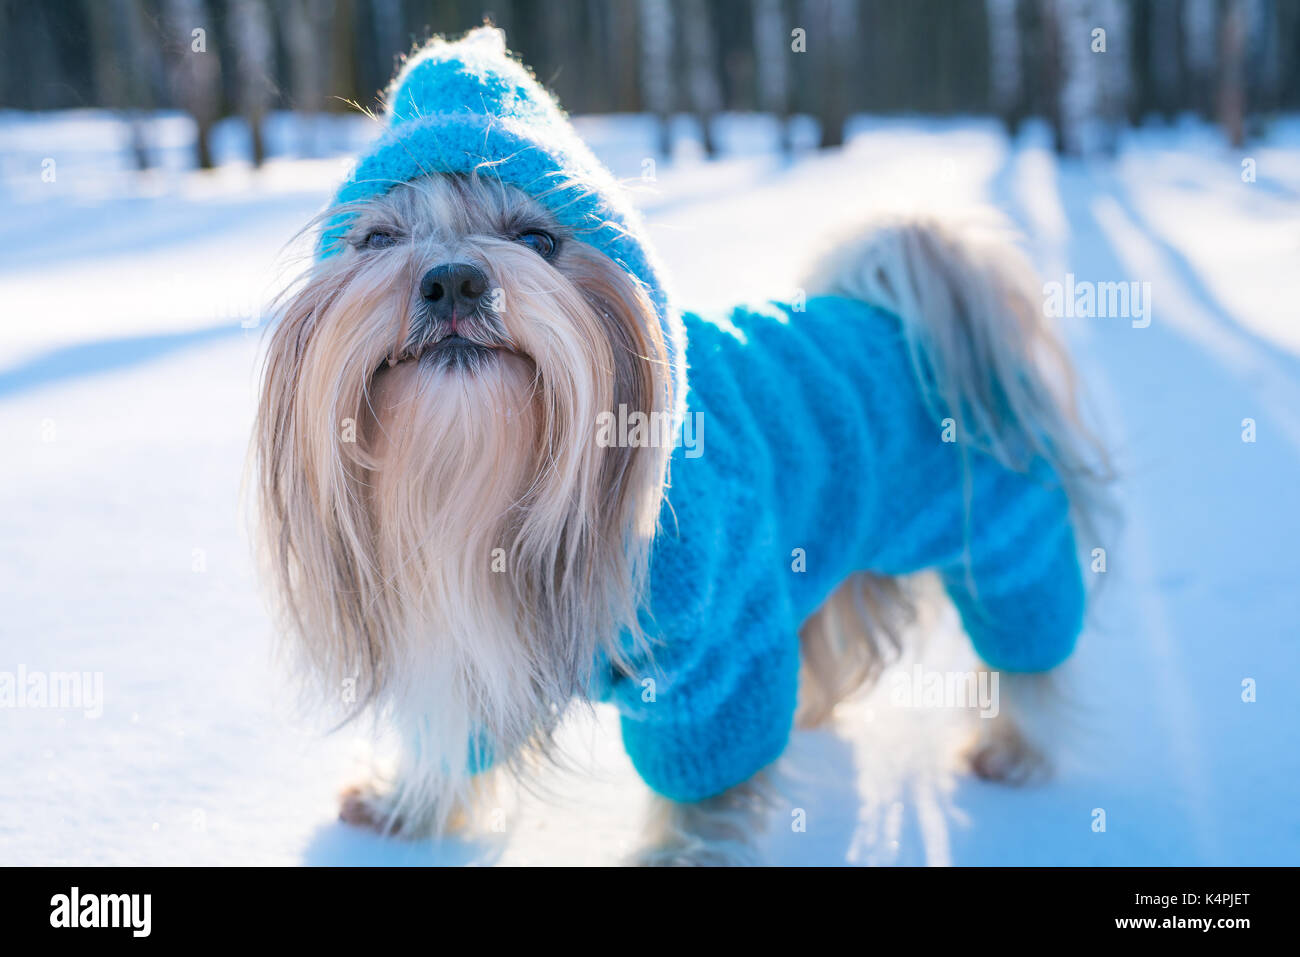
top-left (320, 27), bottom-right (685, 424)
top-left (608, 298), bottom-right (1085, 802)
top-left (321, 30), bottom-right (1086, 802)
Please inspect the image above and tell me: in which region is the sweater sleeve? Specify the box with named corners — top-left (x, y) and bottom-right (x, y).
top-left (613, 577), bottom-right (800, 803)
top-left (609, 415), bottom-right (802, 803)
top-left (867, 445), bottom-right (1086, 673)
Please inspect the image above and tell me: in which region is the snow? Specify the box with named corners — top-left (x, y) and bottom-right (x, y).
top-left (1, 111), bottom-right (1297, 865)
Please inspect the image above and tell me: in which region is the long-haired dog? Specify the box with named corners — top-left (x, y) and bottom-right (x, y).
top-left (253, 28), bottom-right (1108, 864)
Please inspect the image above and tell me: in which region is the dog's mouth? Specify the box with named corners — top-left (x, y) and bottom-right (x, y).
top-left (381, 334), bottom-right (520, 374)
top-left (428, 334), bottom-right (496, 358)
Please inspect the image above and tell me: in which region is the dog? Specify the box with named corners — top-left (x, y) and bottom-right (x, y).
top-left (253, 28), bottom-right (1107, 865)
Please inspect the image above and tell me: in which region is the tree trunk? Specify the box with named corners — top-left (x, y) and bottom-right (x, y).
top-left (986, 0), bottom-right (1024, 135)
top-left (803, 0), bottom-right (854, 150)
top-left (754, 0), bottom-right (792, 155)
top-left (330, 0), bottom-right (358, 114)
top-left (1242, 0), bottom-right (1279, 124)
top-left (228, 0), bottom-right (273, 167)
top-left (609, 0), bottom-right (640, 112)
top-left (1057, 0), bottom-right (1096, 156)
top-left (638, 0), bottom-right (676, 158)
top-left (1036, 0), bottom-right (1066, 153)
top-left (371, 0), bottom-right (403, 74)
top-left (1218, 0), bottom-right (1248, 147)
top-left (85, 0), bottom-right (156, 170)
top-left (1147, 0), bottom-right (1181, 122)
top-left (680, 0), bottom-right (723, 157)
top-left (1097, 0), bottom-right (1130, 152)
top-left (1182, 0), bottom-right (1217, 119)
top-left (164, 0), bottom-right (223, 170)
top-left (1054, 0), bottom-right (1126, 156)
top-left (276, 0), bottom-right (334, 157)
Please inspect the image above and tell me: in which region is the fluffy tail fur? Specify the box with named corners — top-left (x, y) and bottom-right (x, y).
top-left (794, 214), bottom-right (1111, 727)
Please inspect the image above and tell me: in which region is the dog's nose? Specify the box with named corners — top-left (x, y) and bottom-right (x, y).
top-left (420, 263), bottom-right (489, 319)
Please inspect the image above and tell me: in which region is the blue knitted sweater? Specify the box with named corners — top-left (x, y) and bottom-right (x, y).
top-left (325, 29), bottom-right (1085, 803)
top-left (603, 299), bottom-right (1084, 802)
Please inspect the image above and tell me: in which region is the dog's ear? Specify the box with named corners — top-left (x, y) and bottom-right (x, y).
top-left (253, 264), bottom-right (388, 714)
top-left (493, 239), bottom-right (672, 682)
top-left (563, 242), bottom-right (671, 525)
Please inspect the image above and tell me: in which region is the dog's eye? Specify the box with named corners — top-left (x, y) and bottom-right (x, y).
top-left (515, 230), bottom-right (556, 259)
top-left (363, 230), bottom-right (398, 250)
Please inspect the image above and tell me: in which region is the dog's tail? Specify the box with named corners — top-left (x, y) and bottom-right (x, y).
top-left (801, 214), bottom-right (1109, 528)
top-left (794, 214), bottom-right (1112, 727)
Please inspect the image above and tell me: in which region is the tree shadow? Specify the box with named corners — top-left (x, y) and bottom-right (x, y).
top-left (0, 190), bottom-right (321, 274)
top-left (0, 321), bottom-right (248, 400)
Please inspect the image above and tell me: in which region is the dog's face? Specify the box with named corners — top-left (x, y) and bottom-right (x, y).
top-left (255, 174), bottom-right (669, 813)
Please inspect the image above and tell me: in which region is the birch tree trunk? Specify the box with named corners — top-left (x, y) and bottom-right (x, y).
top-left (228, 0), bottom-right (273, 167)
top-left (1218, 0), bottom-right (1248, 147)
top-left (371, 0), bottom-right (404, 72)
top-left (639, 0), bottom-right (676, 158)
top-left (276, 0), bottom-right (334, 157)
top-left (681, 0), bottom-right (723, 157)
top-left (608, 0), bottom-right (641, 112)
top-left (1242, 0), bottom-right (1279, 121)
top-left (987, 0), bottom-right (1024, 134)
top-left (1147, 0), bottom-right (1181, 121)
top-left (1054, 0), bottom-right (1125, 156)
top-left (802, 0), bottom-right (856, 149)
top-left (1182, 0), bottom-right (1217, 119)
top-left (164, 0), bottom-right (223, 170)
top-left (755, 0), bottom-right (792, 154)
top-left (85, 0), bottom-right (156, 170)
top-left (1036, 0), bottom-right (1066, 152)
top-left (1097, 0), bottom-right (1130, 150)
top-left (1055, 0), bottom-right (1099, 156)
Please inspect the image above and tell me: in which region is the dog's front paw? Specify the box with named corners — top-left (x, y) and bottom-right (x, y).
top-left (338, 781), bottom-right (468, 839)
top-left (338, 782), bottom-right (407, 836)
top-left (961, 719), bottom-right (1050, 786)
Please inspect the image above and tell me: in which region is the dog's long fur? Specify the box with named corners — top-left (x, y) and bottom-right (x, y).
top-left (254, 173), bottom-right (1107, 859)
top-left (256, 175), bottom-right (671, 833)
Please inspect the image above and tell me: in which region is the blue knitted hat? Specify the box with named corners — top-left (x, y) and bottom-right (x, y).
top-left (321, 27), bottom-right (685, 421)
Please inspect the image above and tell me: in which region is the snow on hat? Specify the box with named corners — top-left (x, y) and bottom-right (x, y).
top-left (320, 26), bottom-right (684, 420)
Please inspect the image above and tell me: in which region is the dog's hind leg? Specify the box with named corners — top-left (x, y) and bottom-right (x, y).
top-left (959, 667), bottom-right (1077, 785)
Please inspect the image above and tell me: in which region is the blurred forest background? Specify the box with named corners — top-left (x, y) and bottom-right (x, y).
top-left (3, 0), bottom-right (1297, 167)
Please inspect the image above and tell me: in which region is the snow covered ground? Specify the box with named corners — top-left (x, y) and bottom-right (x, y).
top-left (1, 110), bottom-right (1297, 865)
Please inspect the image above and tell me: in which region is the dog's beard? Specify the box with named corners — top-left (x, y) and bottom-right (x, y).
top-left (254, 175), bottom-right (669, 830)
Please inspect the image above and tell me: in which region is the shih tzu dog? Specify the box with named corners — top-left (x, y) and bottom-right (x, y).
top-left (253, 28), bottom-right (1106, 864)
